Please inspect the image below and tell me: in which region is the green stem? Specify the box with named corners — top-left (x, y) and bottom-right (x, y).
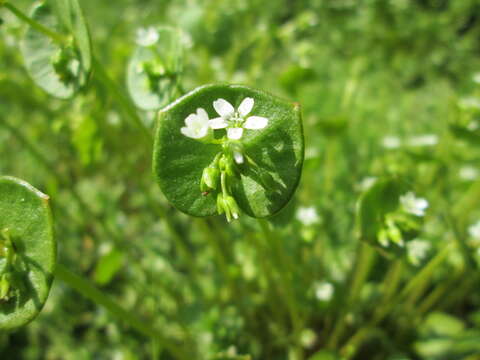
top-left (327, 242), bottom-right (374, 349)
top-left (258, 219), bottom-right (303, 355)
top-left (55, 264), bottom-right (188, 360)
top-left (244, 228), bottom-right (286, 327)
top-left (196, 219), bottom-right (231, 283)
top-left (399, 243), bottom-right (452, 300)
top-left (220, 171), bottom-right (228, 196)
top-left (3, 2), bottom-right (67, 44)
top-left (340, 243), bottom-right (452, 358)
top-left (416, 268), bottom-right (464, 316)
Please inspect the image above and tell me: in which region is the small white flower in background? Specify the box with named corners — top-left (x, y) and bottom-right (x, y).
top-left (136, 26), bottom-right (159, 47)
top-left (468, 221), bottom-right (480, 240)
top-left (406, 134), bottom-right (438, 147)
top-left (208, 97), bottom-right (268, 140)
top-left (382, 135), bottom-right (401, 149)
top-left (458, 97), bottom-right (480, 110)
top-left (313, 281), bottom-right (334, 301)
top-left (400, 192), bottom-right (428, 217)
top-left (296, 206), bottom-right (320, 226)
top-left (467, 121), bottom-right (479, 131)
top-left (180, 108), bottom-right (211, 139)
top-left (459, 166), bottom-right (478, 181)
top-left (473, 73), bottom-right (480, 84)
top-left (407, 239), bottom-right (431, 266)
top-left (357, 176), bottom-right (377, 191)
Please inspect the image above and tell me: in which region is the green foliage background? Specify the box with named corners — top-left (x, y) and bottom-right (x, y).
top-left (2, 0), bottom-right (480, 359)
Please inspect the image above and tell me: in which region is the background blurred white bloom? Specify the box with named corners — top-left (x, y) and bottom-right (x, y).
top-left (406, 134), bottom-right (438, 147)
top-left (136, 26), bottom-right (159, 47)
top-left (458, 97), bottom-right (480, 110)
top-left (382, 135), bottom-right (401, 149)
top-left (357, 176), bottom-right (377, 191)
top-left (400, 192), bottom-right (428, 217)
top-left (313, 281), bottom-right (334, 301)
top-left (459, 166), bottom-right (478, 181)
top-left (407, 239), bottom-right (431, 266)
top-left (296, 206), bottom-right (320, 226)
top-left (468, 221), bottom-right (480, 240)
top-left (473, 72), bottom-right (480, 84)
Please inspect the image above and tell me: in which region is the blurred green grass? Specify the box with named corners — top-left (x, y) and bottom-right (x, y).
top-left (2, 0), bottom-right (480, 359)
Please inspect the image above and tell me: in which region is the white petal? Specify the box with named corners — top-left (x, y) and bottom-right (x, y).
top-left (184, 113), bottom-right (197, 127)
top-left (195, 126), bottom-right (209, 139)
top-left (416, 199), bottom-right (429, 210)
top-left (213, 98), bottom-right (234, 118)
top-left (181, 126), bottom-right (193, 138)
top-left (238, 97), bottom-right (254, 117)
top-left (227, 127), bottom-right (243, 140)
top-left (196, 108), bottom-right (209, 123)
top-left (181, 125), bottom-right (207, 139)
top-left (244, 116), bottom-right (268, 129)
top-left (208, 118), bottom-right (228, 129)
top-left (234, 151), bottom-right (244, 164)
top-left (136, 27), bottom-right (159, 47)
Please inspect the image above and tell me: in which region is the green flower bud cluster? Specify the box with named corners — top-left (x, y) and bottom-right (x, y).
top-left (199, 144), bottom-right (245, 222)
top-left (51, 41), bottom-right (79, 86)
top-left (376, 208), bottom-right (424, 249)
top-left (141, 59), bottom-right (178, 93)
top-left (201, 156), bottom-right (221, 193)
top-left (217, 193), bottom-right (240, 222)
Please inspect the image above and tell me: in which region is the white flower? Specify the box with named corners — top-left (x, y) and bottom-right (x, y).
top-left (459, 166), bottom-right (478, 181)
top-left (407, 239), bottom-right (431, 266)
top-left (458, 97), bottom-right (480, 110)
top-left (208, 97), bottom-right (268, 140)
top-left (382, 135), bottom-right (401, 149)
top-left (473, 73), bottom-right (480, 84)
top-left (313, 281), bottom-right (334, 301)
top-left (135, 26), bottom-right (159, 47)
top-left (180, 108), bottom-right (211, 139)
top-left (406, 134), bottom-right (438, 147)
top-left (468, 221), bottom-right (480, 240)
top-left (296, 206), bottom-right (320, 226)
top-left (400, 192), bottom-right (428, 217)
top-left (357, 176), bottom-right (377, 191)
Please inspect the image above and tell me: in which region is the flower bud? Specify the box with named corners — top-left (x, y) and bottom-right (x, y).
top-left (216, 193), bottom-right (225, 215)
top-left (225, 195), bottom-right (240, 221)
top-left (0, 273), bottom-right (11, 300)
top-left (200, 165), bottom-right (219, 192)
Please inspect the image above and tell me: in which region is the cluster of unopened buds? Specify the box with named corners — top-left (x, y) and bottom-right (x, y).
top-left (377, 192), bottom-right (428, 248)
top-left (180, 97), bottom-right (269, 221)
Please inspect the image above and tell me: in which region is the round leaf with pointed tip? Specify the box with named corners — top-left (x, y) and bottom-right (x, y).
top-left (0, 176), bottom-right (56, 331)
top-left (127, 26), bottom-right (183, 110)
top-left (153, 84), bottom-right (304, 218)
top-left (21, 1), bottom-right (91, 99)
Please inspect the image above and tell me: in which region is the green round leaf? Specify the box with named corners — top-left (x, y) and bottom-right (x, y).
top-left (21, 1), bottom-right (91, 99)
top-left (127, 27), bottom-right (183, 110)
top-left (0, 176), bottom-right (56, 331)
top-left (153, 84), bottom-right (304, 218)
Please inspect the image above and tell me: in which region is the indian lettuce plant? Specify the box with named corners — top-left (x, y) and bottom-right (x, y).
top-left (1, 0), bottom-right (480, 359)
